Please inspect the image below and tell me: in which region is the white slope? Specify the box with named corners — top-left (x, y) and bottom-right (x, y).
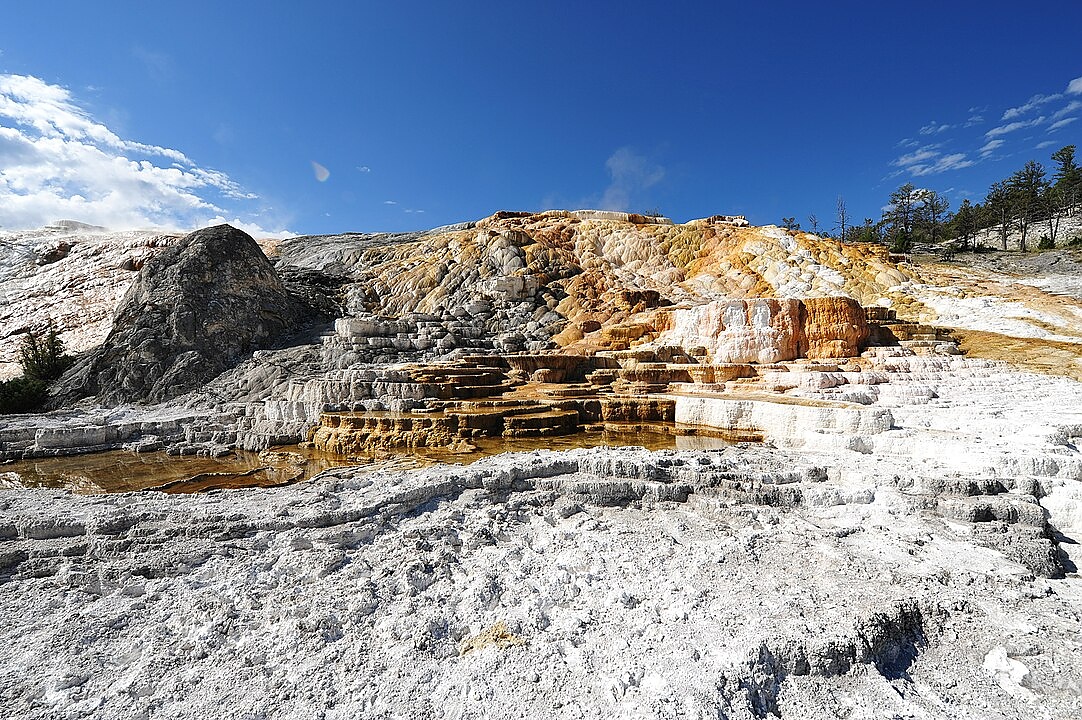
top-left (1, 442), bottom-right (1080, 719)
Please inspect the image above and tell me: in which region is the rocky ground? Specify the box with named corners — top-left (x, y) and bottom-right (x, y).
top-left (2, 212), bottom-right (1082, 718)
top-left (1, 444), bottom-right (1080, 719)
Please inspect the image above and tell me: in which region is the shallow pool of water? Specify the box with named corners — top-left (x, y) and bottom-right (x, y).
top-left (0, 428), bottom-right (733, 495)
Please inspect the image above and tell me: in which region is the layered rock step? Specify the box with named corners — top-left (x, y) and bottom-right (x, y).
top-left (292, 312), bottom-right (966, 459)
top-left (332, 314), bottom-right (497, 360)
top-left (308, 404), bottom-right (577, 454)
top-left (866, 306), bottom-right (960, 356)
top-left (0, 412), bottom-right (236, 460)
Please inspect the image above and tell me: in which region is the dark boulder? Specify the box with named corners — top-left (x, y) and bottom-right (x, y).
top-left (51, 225), bottom-right (310, 406)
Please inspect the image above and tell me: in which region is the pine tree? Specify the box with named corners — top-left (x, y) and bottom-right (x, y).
top-left (883, 182), bottom-right (919, 252)
top-left (917, 189), bottom-right (950, 245)
top-left (953, 199), bottom-right (977, 251)
top-left (18, 321), bottom-right (72, 383)
top-left (985, 181), bottom-right (1011, 250)
top-left (1051, 145), bottom-right (1081, 213)
top-left (1007, 161), bottom-right (1048, 252)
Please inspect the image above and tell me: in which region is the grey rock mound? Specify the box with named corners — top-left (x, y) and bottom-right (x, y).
top-left (52, 224), bottom-right (310, 406)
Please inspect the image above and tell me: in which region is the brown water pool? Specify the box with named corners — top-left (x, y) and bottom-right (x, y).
top-left (0, 428), bottom-right (732, 495)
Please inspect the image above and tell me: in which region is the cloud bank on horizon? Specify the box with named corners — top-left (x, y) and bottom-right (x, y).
top-left (0, 74), bottom-right (291, 237)
top-left (890, 75), bottom-right (1082, 182)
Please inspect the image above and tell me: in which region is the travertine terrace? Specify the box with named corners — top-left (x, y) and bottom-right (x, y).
top-left (1, 211), bottom-right (1082, 718)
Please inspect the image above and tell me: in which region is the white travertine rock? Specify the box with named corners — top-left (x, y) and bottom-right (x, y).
top-left (661, 298), bottom-right (803, 363)
top-left (5, 216), bottom-right (1082, 718)
top-left (674, 395), bottom-right (894, 449)
top-left (1, 445), bottom-right (1080, 718)
top-left (658, 296), bottom-right (868, 363)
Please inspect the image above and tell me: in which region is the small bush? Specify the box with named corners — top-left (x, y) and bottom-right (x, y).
top-left (1069, 235), bottom-right (1082, 248)
top-left (1037, 235), bottom-right (1055, 250)
top-left (0, 322), bottom-right (72, 415)
top-left (20, 323), bottom-right (72, 383)
top-left (0, 376), bottom-right (47, 414)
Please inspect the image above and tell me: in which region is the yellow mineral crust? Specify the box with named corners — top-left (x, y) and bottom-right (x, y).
top-left (458, 621), bottom-right (527, 656)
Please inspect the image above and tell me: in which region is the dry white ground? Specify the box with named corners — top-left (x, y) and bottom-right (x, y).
top-left (1, 442), bottom-right (1080, 720)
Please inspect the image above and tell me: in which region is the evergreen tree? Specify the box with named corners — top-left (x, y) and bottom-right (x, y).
top-left (952, 199), bottom-right (978, 250)
top-left (882, 182), bottom-right (919, 252)
top-left (0, 322), bottom-right (71, 414)
top-left (856, 218), bottom-right (880, 244)
top-left (917, 189), bottom-right (950, 244)
top-left (18, 321), bottom-right (72, 383)
top-left (1051, 145), bottom-right (1081, 213)
top-left (1007, 161), bottom-right (1048, 252)
top-left (985, 180), bottom-right (1012, 250)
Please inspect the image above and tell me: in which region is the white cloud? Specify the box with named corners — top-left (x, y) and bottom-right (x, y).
top-left (599, 147), bottom-right (665, 211)
top-left (357, 165), bottom-right (370, 173)
top-left (1067, 76), bottom-right (1082, 95)
top-left (0, 73), bottom-right (285, 233)
top-left (892, 146), bottom-right (941, 167)
top-left (919, 120), bottom-right (952, 135)
top-left (908, 153), bottom-right (975, 176)
top-left (383, 200), bottom-right (397, 205)
top-left (0, 74), bottom-right (189, 165)
top-left (979, 139), bottom-right (1005, 156)
top-left (986, 116), bottom-right (1046, 138)
top-left (203, 216), bottom-right (295, 240)
top-left (1049, 117), bottom-right (1078, 131)
top-left (1036, 141), bottom-right (1057, 149)
top-left (891, 144), bottom-right (975, 176)
top-left (1052, 100), bottom-right (1082, 120)
top-left (964, 114), bottom-right (984, 127)
top-left (1002, 93), bottom-right (1061, 120)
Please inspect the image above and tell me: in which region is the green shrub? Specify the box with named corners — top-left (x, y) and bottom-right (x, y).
top-left (1069, 235), bottom-right (1082, 248)
top-left (19, 323), bottom-right (72, 383)
top-left (0, 376), bottom-right (47, 414)
top-left (0, 322), bottom-right (72, 414)
top-left (1037, 235), bottom-right (1055, 250)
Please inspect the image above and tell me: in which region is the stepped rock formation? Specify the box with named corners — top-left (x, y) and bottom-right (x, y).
top-left (3, 212), bottom-right (1082, 718)
top-left (49, 225), bottom-right (310, 406)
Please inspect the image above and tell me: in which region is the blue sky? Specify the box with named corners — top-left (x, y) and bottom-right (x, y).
top-left (1, 1), bottom-right (1080, 236)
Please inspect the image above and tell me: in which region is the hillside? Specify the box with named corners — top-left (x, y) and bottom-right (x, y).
top-left (1, 211), bottom-right (1082, 718)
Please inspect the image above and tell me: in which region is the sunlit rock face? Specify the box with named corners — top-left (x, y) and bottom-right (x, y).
top-left (655, 297), bottom-right (867, 363)
top-left (273, 211), bottom-right (914, 358)
top-left (802, 296), bottom-right (870, 358)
